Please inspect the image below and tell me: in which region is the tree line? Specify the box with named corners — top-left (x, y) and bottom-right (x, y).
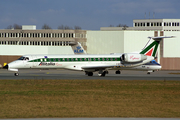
top-left (109, 24), bottom-right (128, 30)
top-left (5, 23), bottom-right (128, 30)
top-left (5, 24), bottom-right (82, 30)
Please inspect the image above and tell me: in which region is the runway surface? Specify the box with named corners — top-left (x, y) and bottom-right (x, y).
top-left (0, 69), bottom-right (180, 80)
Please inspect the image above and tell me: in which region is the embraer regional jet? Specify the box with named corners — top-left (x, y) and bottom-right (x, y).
top-left (3, 36), bottom-right (173, 76)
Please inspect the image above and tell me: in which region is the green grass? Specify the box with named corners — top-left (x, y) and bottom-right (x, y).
top-left (0, 80), bottom-right (180, 118)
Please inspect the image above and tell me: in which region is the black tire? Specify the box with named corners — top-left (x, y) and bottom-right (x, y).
top-left (88, 72), bottom-right (93, 76)
top-left (116, 70), bottom-right (121, 74)
top-left (14, 73), bottom-right (19, 76)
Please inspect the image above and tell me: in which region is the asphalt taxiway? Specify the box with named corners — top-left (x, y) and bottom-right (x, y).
top-left (0, 69), bottom-right (180, 80)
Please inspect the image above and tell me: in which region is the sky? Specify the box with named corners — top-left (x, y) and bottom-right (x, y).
top-left (0, 0), bottom-right (180, 30)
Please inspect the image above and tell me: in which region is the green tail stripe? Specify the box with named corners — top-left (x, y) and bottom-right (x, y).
top-left (140, 41), bottom-right (159, 57)
top-left (152, 41), bottom-right (159, 57)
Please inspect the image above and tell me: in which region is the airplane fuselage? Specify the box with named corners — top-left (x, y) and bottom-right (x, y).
top-left (7, 54), bottom-right (156, 73)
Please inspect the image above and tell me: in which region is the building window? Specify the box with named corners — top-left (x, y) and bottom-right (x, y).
top-left (147, 22), bottom-right (150, 26)
top-left (135, 23), bottom-right (137, 27)
top-left (151, 23), bottom-right (153, 26)
top-left (52, 41), bottom-right (54, 46)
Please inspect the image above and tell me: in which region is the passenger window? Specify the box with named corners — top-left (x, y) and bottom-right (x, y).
top-left (18, 57), bottom-right (25, 60)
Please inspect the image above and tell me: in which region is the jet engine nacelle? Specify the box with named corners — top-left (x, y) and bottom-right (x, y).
top-left (121, 53), bottom-right (147, 63)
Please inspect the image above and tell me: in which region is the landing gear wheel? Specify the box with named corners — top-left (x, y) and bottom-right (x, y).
top-left (87, 72), bottom-right (93, 76)
top-left (14, 73), bottom-right (19, 76)
top-left (147, 72), bottom-right (150, 74)
top-left (116, 70), bottom-right (121, 74)
top-left (105, 71), bottom-right (109, 74)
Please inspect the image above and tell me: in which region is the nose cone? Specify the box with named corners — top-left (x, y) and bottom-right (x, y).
top-left (3, 65), bottom-right (8, 69)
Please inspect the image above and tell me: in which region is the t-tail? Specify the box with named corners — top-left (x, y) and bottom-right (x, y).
top-left (121, 36), bottom-right (174, 66)
top-left (69, 41), bottom-right (86, 54)
top-left (140, 36), bottom-right (174, 57)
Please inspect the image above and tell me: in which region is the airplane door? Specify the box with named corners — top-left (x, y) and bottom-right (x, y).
top-left (23, 56), bottom-right (30, 68)
top-left (31, 55), bottom-right (37, 68)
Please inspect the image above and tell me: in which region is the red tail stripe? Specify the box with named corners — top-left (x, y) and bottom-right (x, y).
top-left (145, 48), bottom-right (153, 56)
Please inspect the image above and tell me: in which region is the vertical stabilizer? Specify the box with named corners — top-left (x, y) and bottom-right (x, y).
top-left (71, 42), bottom-right (87, 54)
top-left (140, 36), bottom-right (174, 57)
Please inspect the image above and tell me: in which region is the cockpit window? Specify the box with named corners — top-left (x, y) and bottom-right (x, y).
top-left (25, 57), bottom-right (29, 60)
top-left (18, 57), bottom-right (29, 61)
top-left (18, 57), bottom-right (25, 60)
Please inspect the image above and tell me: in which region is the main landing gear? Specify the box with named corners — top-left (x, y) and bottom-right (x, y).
top-left (98, 70), bottom-right (108, 77)
top-left (115, 70), bottom-right (121, 74)
top-left (147, 70), bottom-right (154, 74)
top-left (85, 70), bottom-right (108, 77)
top-left (85, 71), bottom-right (93, 76)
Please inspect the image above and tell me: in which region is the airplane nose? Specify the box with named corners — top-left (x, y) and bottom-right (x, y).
top-left (3, 65), bottom-right (8, 69)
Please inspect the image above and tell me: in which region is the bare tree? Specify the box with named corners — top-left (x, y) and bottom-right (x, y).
top-left (58, 25), bottom-right (73, 30)
top-left (6, 25), bottom-right (13, 29)
top-left (42, 24), bottom-right (51, 29)
top-left (116, 24), bottom-right (128, 30)
top-left (122, 25), bottom-right (128, 30)
top-left (6, 24), bottom-right (22, 29)
top-left (13, 24), bottom-right (22, 29)
top-left (74, 26), bottom-right (81, 30)
top-left (64, 25), bottom-right (72, 30)
top-left (58, 25), bottom-right (64, 29)
top-left (109, 25), bottom-right (114, 27)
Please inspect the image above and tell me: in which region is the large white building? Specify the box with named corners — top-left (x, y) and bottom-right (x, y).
top-left (0, 19), bottom-right (180, 70)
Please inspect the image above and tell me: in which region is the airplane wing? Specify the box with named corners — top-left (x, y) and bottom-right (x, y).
top-left (81, 64), bottom-right (134, 71)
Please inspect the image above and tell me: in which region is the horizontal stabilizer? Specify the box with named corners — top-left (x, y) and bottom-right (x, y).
top-left (148, 36), bottom-right (175, 41)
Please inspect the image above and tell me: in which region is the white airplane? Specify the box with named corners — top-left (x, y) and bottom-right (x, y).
top-left (3, 36), bottom-right (173, 76)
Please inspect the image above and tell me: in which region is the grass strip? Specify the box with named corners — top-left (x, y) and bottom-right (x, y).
top-left (0, 79), bottom-right (180, 118)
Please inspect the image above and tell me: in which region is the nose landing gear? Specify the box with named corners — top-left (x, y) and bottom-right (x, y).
top-left (14, 73), bottom-right (19, 76)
